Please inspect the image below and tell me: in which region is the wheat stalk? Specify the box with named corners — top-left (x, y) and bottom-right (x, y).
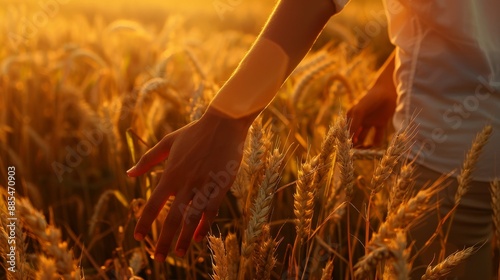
top-left (184, 47), bottom-right (207, 81)
top-left (139, 77), bottom-right (168, 97)
top-left (242, 149), bottom-right (284, 257)
top-left (244, 118), bottom-right (267, 178)
top-left (333, 115), bottom-right (355, 198)
top-left (253, 225), bottom-right (276, 280)
top-left (291, 56), bottom-right (336, 105)
top-left (421, 247), bottom-right (475, 280)
top-left (230, 169), bottom-right (249, 213)
top-left (373, 186), bottom-right (436, 245)
top-left (384, 232), bottom-right (410, 280)
top-left (312, 123), bottom-right (337, 189)
top-left (320, 258), bottom-right (334, 280)
top-left (209, 235), bottom-right (229, 280)
top-left (153, 50), bottom-right (173, 78)
top-left (1, 189), bottom-right (32, 279)
top-left (69, 48), bottom-right (107, 68)
top-left (294, 159), bottom-right (316, 241)
top-left (224, 233), bottom-right (240, 279)
top-left (354, 244), bottom-right (392, 279)
top-left (2, 214), bottom-right (31, 279)
top-left (189, 83), bottom-right (208, 122)
top-left (491, 179), bottom-right (500, 250)
top-left (88, 189), bottom-right (129, 236)
top-left (371, 124), bottom-right (412, 193)
top-left (35, 256), bottom-right (59, 280)
top-left (239, 117), bottom-right (270, 213)
top-left (293, 49), bottom-right (330, 76)
top-left (128, 248), bottom-right (144, 276)
top-left (355, 186), bottom-right (438, 278)
top-left (455, 125), bottom-right (493, 205)
top-left (17, 198), bottom-right (81, 280)
top-left (105, 19), bottom-right (148, 36)
top-left (388, 162), bottom-right (415, 214)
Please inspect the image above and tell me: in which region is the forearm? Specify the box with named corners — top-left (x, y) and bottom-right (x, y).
top-left (209, 0), bottom-right (337, 120)
top-left (370, 51), bottom-right (396, 97)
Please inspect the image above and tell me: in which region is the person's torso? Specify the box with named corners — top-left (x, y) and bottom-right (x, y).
top-left (384, 0), bottom-right (500, 181)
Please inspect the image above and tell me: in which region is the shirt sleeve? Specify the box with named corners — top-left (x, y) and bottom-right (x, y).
top-left (391, 0), bottom-right (478, 43)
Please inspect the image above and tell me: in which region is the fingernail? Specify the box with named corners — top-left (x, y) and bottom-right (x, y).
top-left (176, 249), bottom-right (186, 257)
top-left (134, 232), bottom-right (144, 241)
top-left (154, 253), bottom-right (165, 262)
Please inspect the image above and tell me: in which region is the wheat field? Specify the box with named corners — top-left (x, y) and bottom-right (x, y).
top-left (1, 1), bottom-right (499, 279)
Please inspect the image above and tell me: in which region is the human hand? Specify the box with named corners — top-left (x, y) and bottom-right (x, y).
top-left (347, 86), bottom-right (397, 147)
top-left (127, 107), bottom-right (253, 261)
top-left (347, 52), bottom-right (397, 147)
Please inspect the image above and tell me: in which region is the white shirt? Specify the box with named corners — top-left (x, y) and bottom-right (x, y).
top-left (384, 0), bottom-right (500, 181)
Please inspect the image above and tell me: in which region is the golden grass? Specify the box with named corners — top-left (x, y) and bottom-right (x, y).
top-left (0, 5), bottom-right (496, 280)
top-left (421, 247), bottom-right (474, 280)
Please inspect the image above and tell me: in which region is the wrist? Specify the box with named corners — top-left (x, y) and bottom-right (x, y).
top-left (201, 106), bottom-right (258, 133)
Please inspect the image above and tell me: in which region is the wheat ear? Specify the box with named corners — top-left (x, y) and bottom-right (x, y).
top-left (313, 123), bottom-right (336, 189)
top-left (371, 124), bottom-right (412, 193)
top-left (354, 244), bottom-right (392, 279)
top-left (333, 115), bottom-right (355, 198)
top-left (209, 235), bottom-right (229, 280)
top-left (291, 56), bottom-right (336, 105)
top-left (253, 225), bottom-right (277, 280)
top-left (242, 149), bottom-right (284, 257)
top-left (17, 198), bottom-right (81, 280)
top-left (421, 247), bottom-right (475, 280)
top-left (354, 186), bottom-right (438, 278)
top-left (35, 256), bottom-right (59, 280)
top-left (294, 159), bottom-right (316, 241)
top-left (240, 117), bottom-right (270, 213)
top-left (372, 186), bottom-right (436, 245)
top-left (225, 233), bottom-right (240, 279)
top-left (388, 162), bottom-right (415, 214)
top-left (385, 232), bottom-right (410, 280)
top-left (320, 258), bottom-right (335, 280)
top-left (455, 125), bottom-right (493, 205)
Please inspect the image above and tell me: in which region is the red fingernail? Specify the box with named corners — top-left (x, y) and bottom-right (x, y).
top-left (134, 232), bottom-right (144, 241)
top-left (154, 253), bottom-right (165, 262)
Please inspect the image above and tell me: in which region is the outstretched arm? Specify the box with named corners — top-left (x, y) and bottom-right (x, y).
top-left (210, 0), bottom-right (338, 118)
top-left (347, 51), bottom-right (397, 147)
top-left (127, 0), bottom-right (343, 261)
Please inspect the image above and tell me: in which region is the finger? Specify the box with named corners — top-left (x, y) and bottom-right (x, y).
top-left (347, 107), bottom-right (365, 145)
top-left (174, 180), bottom-right (209, 256)
top-left (355, 127), bottom-right (370, 147)
top-left (174, 202), bottom-right (204, 257)
top-left (346, 107), bottom-right (360, 137)
top-left (134, 172), bottom-right (178, 241)
top-left (127, 132), bottom-right (177, 177)
top-left (154, 196), bottom-right (190, 262)
top-left (193, 201), bottom-right (220, 243)
top-left (372, 126), bottom-right (386, 147)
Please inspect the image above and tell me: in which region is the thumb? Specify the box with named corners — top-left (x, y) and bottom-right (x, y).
top-left (127, 132), bottom-right (177, 177)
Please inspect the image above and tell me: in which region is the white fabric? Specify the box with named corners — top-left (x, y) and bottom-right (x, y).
top-left (383, 0), bottom-right (500, 181)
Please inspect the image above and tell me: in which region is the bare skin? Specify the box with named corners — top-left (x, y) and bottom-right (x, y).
top-left (347, 51), bottom-right (397, 147)
top-left (127, 0), bottom-right (339, 262)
